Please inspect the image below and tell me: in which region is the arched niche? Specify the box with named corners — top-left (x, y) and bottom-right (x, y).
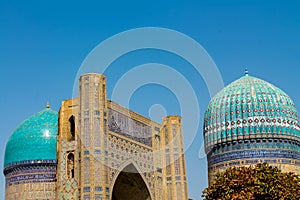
top-left (112, 164), bottom-right (151, 200)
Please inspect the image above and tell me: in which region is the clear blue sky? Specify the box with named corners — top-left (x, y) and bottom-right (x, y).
top-left (0, 1), bottom-right (300, 199)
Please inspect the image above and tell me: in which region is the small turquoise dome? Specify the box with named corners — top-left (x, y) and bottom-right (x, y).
top-left (204, 73), bottom-right (300, 152)
top-left (4, 106), bottom-right (58, 167)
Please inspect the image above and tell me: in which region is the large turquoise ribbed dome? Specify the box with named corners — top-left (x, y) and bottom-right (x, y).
top-left (203, 71), bottom-right (300, 183)
top-left (4, 106), bottom-right (58, 167)
top-left (204, 72), bottom-right (300, 152)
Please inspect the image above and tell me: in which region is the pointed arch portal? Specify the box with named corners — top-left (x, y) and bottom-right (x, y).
top-left (112, 164), bottom-right (151, 200)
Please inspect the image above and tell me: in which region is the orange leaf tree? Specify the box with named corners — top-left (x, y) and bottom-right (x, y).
top-left (202, 163), bottom-right (300, 200)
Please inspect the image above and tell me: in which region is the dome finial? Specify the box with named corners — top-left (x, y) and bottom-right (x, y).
top-left (245, 68), bottom-right (249, 76)
top-left (46, 102), bottom-right (50, 109)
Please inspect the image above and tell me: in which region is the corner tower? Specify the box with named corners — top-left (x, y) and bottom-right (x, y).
top-left (56, 98), bottom-right (80, 199)
top-left (161, 116), bottom-right (188, 200)
top-left (204, 70), bottom-right (300, 183)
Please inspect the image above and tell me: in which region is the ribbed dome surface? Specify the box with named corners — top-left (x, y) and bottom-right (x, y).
top-left (4, 108), bottom-right (58, 167)
top-left (204, 74), bottom-right (300, 153)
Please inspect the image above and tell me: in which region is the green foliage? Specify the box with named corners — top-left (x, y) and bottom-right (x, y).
top-left (202, 163), bottom-right (300, 200)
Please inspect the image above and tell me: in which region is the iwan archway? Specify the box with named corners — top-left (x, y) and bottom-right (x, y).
top-left (112, 164), bottom-right (152, 200)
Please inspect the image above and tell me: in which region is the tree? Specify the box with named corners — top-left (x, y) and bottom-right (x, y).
top-left (202, 163), bottom-right (300, 200)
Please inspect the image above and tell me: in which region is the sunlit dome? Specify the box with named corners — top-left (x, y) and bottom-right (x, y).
top-left (4, 104), bottom-right (58, 168)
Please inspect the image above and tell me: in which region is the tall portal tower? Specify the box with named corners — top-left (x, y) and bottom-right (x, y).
top-left (79, 73), bottom-right (109, 199)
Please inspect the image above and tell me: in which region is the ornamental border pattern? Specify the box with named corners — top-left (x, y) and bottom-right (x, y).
top-left (5, 164), bottom-right (56, 185)
top-left (208, 149), bottom-right (300, 166)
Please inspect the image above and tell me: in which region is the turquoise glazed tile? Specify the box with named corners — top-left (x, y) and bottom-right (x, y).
top-left (4, 108), bottom-right (58, 167)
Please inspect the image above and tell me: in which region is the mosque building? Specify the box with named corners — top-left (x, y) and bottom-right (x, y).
top-left (3, 70), bottom-right (300, 199)
top-left (3, 73), bottom-right (189, 200)
top-left (204, 69), bottom-right (300, 183)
